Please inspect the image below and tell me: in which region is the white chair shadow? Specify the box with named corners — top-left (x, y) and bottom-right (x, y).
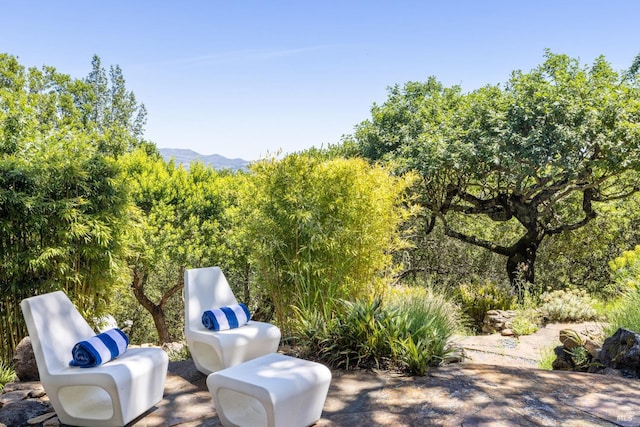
top-left (21, 290), bottom-right (168, 427)
top-left (184, 266), bottom-right (281, 375)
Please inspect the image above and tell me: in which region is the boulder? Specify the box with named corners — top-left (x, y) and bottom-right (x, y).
top-left (551, 345), bottom-right (573, 371)
top-left (482, 310), bottom-right (517, 334)
top-left (0, 400), bottom-right (50, 427)
top-left (12, 337), bottom-right (39, 382)
top-left (597, 327), bottom-right (640, 379)
top-left (559, 329), bottom-right (583, 351)
top-left (552, 328), bottom-right (596, 372)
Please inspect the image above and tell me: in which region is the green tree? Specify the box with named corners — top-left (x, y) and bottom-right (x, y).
top-left (118, 150), bottom-right (243, 343)
top-left (0, 53), bottom-right (144, 360)
top-left (353, 51), bottom-right (640, 289)
top-left (81, 55), bottom-right (149, 155)
top-left (245, 153), bottom-right (413, 333)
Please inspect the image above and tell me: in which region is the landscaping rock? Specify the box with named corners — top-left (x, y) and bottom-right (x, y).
top-left (551, 345), bottom-right (574, 371)
top-left (482, 309), bottom-right (517, 334)
top-left (597, 327), bottom-right (640, 379)
top-left (559, 329), bottom-right (583, 350)
top-left (0, 400), bottom-right (50, 427)
top-left (13, 337), bottom-right (39, 382)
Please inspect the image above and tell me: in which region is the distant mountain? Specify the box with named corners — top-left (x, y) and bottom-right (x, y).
top-left (159, 148), bottom-right (250, 171)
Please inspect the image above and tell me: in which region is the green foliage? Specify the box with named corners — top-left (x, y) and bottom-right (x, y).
top-left (291, 286), bottom-right (463, 376)
top-left (246, 154), bottom-right (413, 334)
top-left (291, 298), bottom-right (396, 370)
top-left (511, 309), bottom-right (540, 336)
top-left (567, 346), bottom-right (591, 371)
top-left (385, 286), bottom-right (464, 375)
top-left (0, 359), bottom-right (15, 393)
top-left (353, 51), bottom-right (640, 287)
top-left (117, 151), bottom-right (246, 343)
top-left (538, 289), bottom-right (599, 322)
top-left (609, 245), bottom-right (640, 290)
top-left (0, 53), bottom-right (147, 359)
top-left (453, 280), bottom-right (516, 331)
top-left (605, 288), bottom-right (640, 336)
top-left (538, 346), bottom-right (556, 370)
top-left (537, 194), bottom-right (640, 298)
top-left (603, 246), bottom-right (640, 335)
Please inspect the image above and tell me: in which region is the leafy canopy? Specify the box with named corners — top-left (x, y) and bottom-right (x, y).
top-left (353, 51), bottom-right (640, 285)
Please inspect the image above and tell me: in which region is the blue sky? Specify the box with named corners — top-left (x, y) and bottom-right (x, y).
top-left (2, 1), bottom-right (639, 160)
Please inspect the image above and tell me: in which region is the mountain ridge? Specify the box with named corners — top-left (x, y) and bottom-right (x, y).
top-left (159, 148), bottom-right (250, 171)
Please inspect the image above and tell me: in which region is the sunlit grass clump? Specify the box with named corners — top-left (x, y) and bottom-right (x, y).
top-left (290, 284), bottom-right (464, 375)
top-left (605, 287), bottom-right (640, 336)
top-left (0, 359), bottom-right (16, 393)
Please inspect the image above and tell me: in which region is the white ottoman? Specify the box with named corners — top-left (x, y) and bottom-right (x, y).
top-left (206, 353), bottom-right (332, 427)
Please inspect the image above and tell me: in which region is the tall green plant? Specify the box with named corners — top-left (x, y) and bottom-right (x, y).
top-left (117, 151), bottom-right (245, 344)
top-left (605, 246), bottom-right (640, 334)
top-left (245, 154), bottom-right (413, 333)
top-left (0, 53), bottom-right (142, 360)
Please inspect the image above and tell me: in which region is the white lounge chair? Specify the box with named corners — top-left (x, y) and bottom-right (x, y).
top-left (21, 291), bottom-right (169, 427)
top-left (184, 266), bottom-right (281, 375)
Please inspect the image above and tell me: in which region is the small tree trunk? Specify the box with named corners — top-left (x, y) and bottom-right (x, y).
top-left (506, 240), bottom-right (538, 298)
top-left (149, 306), bottom-right (171, 344)
top-left (131, 266), bottom-right (183, 345)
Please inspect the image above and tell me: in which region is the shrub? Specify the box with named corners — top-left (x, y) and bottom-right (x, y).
top-left (291, 297), bottom-right (395, 370)
top-left (454, 279), bottom-right (516, 331)
top-left (511, 309), bottom-right (540, 336)
top-left (385, 286), bottom-right (464, 375)
top-left (605, 287), bottom-right (640, 336)
top-left (290, 286), bottom-right (464, 375)
top-left (538, 289), bottom-right (598, 322)
top-left (609, 245), bottom-right (640, 289)
top-left (538, 346), bottom-right (556, 370)
top-left (0, 359), bottom-right (15, 393)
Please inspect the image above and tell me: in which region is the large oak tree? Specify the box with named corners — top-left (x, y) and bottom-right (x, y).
top-left (353, 51), bottom-right (640, 288)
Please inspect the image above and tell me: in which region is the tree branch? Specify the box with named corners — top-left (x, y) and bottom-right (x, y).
top-left (546, 188), bottom-right (598, 236)
top-left (131, 267), bottom-right (156, 313)
top-left (159, 266), bottom-right (185, 306)
top-left (440, 214), bottom-right (512, 256)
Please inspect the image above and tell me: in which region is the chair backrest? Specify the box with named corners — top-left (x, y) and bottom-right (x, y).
top-left (184, 267), bottom-right (239, 332)
top-left (21, 291), bottom-right (96, 373)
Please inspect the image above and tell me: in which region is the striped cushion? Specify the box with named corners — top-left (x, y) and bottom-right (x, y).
top-left (202, 303), bottom-right (251, 331)
top-left (69, 328), bottom-right (129, 368)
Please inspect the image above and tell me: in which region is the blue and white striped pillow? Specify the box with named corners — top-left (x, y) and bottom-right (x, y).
top-left (69, 328), bottom-right (129, 368)
top-left (202, 303), bottom-right (251, 331)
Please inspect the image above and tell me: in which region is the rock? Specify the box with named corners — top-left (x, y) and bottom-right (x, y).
top-left (559, 329), bottom-right (583, 351)
top-left (162, 341), bottom-right (187, 359)
top-left (482, 310), bottom-right (517, 334)
top-left (0, 390), bottom-right (30, 406)
top-left (167, 359), bottom-right (207, 384)
top-left (551, 345), bottom-right (573, 371)
top-left (13, 337), bottom-right (39, 382)
top-left (584, 339), bottom-right (601, 359)
top-left (43, 417), bottom-right (60, 426)
top-left (27, 411), bottom-right (56, 424)
top-left (597, 327), bottom-right (640, 379)
top-left (501, 329), bottom-right (515, 337)
top-left (0, 400), bottom-right (50, 427)
top-left (442, 346), bottom-right (466, 364)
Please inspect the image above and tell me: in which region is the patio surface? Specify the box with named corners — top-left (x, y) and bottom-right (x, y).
top-left (3, 322), bottom-right (639, 426)
top-left (133, 356), bottom-right (640, 427)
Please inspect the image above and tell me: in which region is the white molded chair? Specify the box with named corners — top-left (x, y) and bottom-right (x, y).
top-left (21, 291), bottom-right (169, 427)
top-left (184, 266), bottom-right (281, 375)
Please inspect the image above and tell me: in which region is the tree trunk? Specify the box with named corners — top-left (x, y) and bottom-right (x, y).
top-left (131, 267), bottom-right (183, 344)
top-left (149, 305), bottom-right (171, 344)
top-left (506, 239), bottom-right (538, 298)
